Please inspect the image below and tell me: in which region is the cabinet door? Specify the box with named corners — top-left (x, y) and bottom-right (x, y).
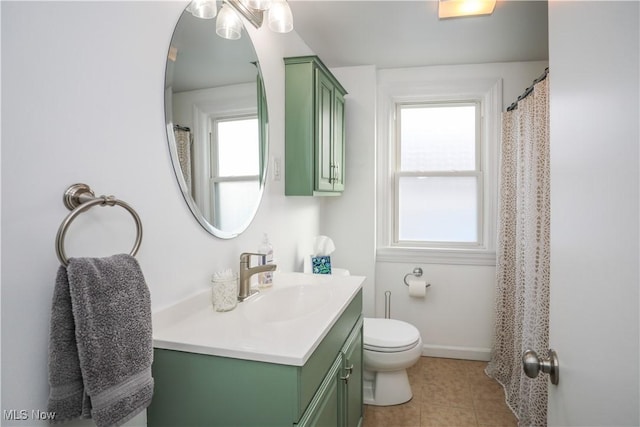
top-left (341, 319), bottom-right (363, 427)
top-left (332, 90), bottom-right (346, 192)
top-left (296, 356), bottom-right (342, 427)
top-left (315, 71), bottom-right (334, 192)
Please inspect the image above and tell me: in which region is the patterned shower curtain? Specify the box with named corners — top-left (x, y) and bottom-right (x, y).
top-left (173, 126), bottom-right (193, 195)
top-left (486, 76), bottom-right (550, 427)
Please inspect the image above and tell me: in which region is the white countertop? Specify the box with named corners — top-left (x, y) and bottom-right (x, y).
top-left (152, 271), bottom-right (364, 366)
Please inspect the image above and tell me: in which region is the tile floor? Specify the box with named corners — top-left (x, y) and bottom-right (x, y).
top-left (363, 357), bottom-right (518, 427)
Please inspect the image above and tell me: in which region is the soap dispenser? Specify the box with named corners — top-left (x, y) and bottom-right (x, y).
top-left (258, 233), bottom-right (274, 287)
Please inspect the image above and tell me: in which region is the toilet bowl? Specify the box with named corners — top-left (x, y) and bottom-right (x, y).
top-left (363, 317), bottom-right (422, 406)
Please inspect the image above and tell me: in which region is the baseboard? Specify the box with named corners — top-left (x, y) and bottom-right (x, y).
top-left (421, 344), bottom-right (491, 361)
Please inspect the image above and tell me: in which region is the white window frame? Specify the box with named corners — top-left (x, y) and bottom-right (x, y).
top-left (376, 77), bottom-right (502, 266)
top-left (394, 101), bottom-right (483, 248)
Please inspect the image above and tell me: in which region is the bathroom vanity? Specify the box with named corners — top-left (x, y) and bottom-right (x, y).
top-left (148, 272), bottom-right (364, 427)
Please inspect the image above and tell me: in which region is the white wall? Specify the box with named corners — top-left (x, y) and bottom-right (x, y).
top-left (320, 65), bottom-right (378, 317)
top-left (322, 61), bottom-right (549, 360)
top-left (1, 1), bottom-right (317, 424)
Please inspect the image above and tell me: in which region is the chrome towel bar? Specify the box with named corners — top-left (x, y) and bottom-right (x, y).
top-left (55, 183), bottom-right (143, 266)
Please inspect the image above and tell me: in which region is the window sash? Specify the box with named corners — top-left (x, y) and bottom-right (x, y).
top-left (393, 171), bottom-right (484, 248)
top-left (211, 115), bottom-right (260, 179)
top-left (396, 101), bottom-right (481, 173)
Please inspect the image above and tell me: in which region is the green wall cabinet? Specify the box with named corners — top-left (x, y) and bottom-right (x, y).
top-left (284, 56), bottom-right (347, 196)
top-left (148, 290), bottom-right (362, 427)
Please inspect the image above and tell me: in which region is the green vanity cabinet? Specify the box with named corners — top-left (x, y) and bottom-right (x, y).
top-left (296, 317), bottom-right (363, 427)
top-left (284, 56), bottom-right (347, 196)
top-left (148, 290), bottom-right (363, 427)
top-left (342, 320), bottom-right (363, 427)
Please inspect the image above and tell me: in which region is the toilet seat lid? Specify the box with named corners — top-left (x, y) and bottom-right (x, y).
top-left (363, 318), bottom-right (421, 352)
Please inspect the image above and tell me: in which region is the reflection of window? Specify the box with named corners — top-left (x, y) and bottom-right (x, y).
top-left (394, 102), bottom-right (482, 247)
top-left (210, 116), bottom-right (260, 231)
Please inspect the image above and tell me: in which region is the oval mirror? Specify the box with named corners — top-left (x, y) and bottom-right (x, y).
top-left (164, 7), bottom-right (268, 239)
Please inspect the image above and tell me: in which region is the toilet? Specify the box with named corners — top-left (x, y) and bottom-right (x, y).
top-left (363, 317), bottom-right (423, 406)
top-left (315, 266), bottom-right (422, 405)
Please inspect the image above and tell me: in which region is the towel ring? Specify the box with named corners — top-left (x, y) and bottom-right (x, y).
top-left (55, 183), bottom-right (143, 266)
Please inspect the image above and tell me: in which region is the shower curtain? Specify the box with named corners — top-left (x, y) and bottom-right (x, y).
top-left (486, 75), bottom-right (550, 427)
top-left (174, 126), bottom-right (193, 194)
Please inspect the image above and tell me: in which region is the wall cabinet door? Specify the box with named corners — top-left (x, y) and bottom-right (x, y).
top-left (331, 90), bottom-right (346, 192)
top-left (315, 71), bottom-right (335, 192)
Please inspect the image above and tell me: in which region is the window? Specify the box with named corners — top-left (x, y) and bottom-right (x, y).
top-left (210, 115), bottom-right (261, 231)
top-left (376, 74), bottom-right (500, 265)
top-left (395, 102), bottom-right (481, 247)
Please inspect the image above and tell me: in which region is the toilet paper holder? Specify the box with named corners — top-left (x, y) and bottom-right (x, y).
top-left (403, 267), bottom-right (431, 288)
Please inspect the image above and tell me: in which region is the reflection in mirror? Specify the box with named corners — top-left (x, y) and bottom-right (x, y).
top-left (165, 8), bottom-right (268, 239)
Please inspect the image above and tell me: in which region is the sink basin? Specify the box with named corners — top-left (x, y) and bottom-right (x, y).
top-left (245, 285), bottom-right (331, 323)
top-left (153, 271), bottom-right (364, 365)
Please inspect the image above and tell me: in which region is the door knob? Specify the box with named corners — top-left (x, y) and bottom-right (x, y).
top-left (522, 349), bottom-right (559, 385)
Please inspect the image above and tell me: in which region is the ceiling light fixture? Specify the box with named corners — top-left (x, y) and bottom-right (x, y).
top-left (438, 0), bottom-right (497, 19)
top-left (187, 0), bottom-right (293, 40)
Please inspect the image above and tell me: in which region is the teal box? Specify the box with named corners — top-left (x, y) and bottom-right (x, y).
top-left (311, 256), bottom-right (332, 274)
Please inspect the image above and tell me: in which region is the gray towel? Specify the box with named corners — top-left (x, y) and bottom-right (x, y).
top-left (47, 254), bottom-right (153, 426)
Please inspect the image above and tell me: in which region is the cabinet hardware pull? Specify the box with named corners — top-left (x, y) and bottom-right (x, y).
top-left (341, 363), bottom-right (354, 383)
top-left (328, 163), bottom-right (340, 184)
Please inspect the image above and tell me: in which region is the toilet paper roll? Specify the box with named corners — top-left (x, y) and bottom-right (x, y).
top-left (407, 278), bottom-right (427, 298)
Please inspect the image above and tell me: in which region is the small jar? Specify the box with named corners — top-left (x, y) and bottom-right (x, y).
top-left (211, 273), bottom-right (238, 312)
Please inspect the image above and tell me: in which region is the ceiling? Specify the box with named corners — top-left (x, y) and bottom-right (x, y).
top-left (288, 0), bottom-right (549, 69)
top-left (167, 0), bottom-right (548, 92)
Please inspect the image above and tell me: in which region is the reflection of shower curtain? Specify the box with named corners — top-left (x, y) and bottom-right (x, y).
top-left (173, 126), bottom-right (193, 194)
top-left (486, 75), bottom-right (550, 426)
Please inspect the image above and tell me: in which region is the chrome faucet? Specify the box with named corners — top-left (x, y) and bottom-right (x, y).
top-left (238, 252), bottom-right (277, 302)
